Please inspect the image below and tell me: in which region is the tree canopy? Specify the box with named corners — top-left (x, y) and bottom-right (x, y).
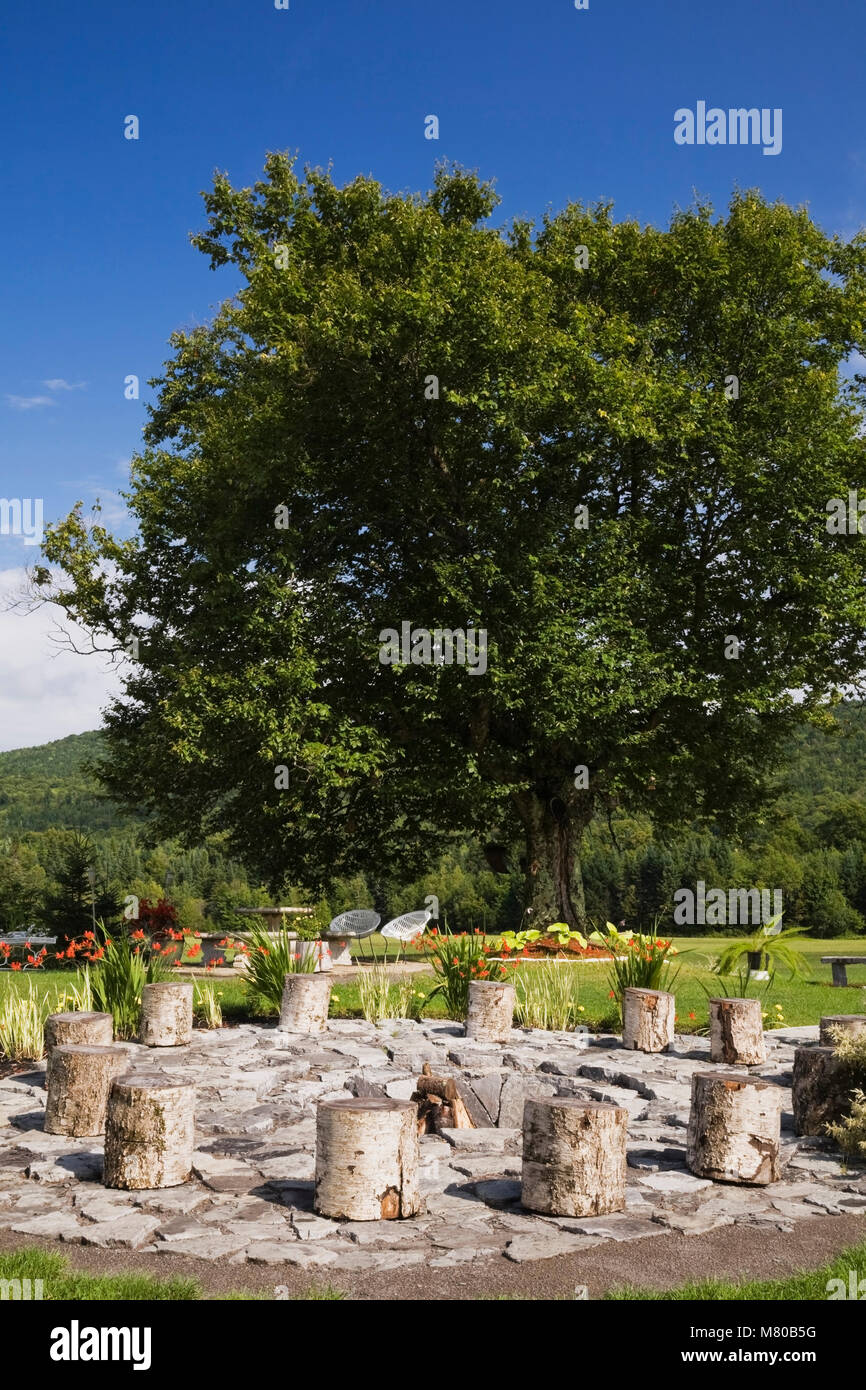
top-left (38, 156), bottom-right (866, 926)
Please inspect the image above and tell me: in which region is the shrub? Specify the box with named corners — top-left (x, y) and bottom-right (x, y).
top-left (825, 1031), bottom-right (866, 1161)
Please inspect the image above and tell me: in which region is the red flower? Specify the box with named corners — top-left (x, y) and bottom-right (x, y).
top-left (131, 929), bottom-right (145, 941)
top-left (608, 989), bottom-right (615, 998)
top-left (11, 962), bottom-right (22, 971)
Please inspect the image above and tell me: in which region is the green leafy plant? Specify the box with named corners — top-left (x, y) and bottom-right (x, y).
top-left (825, 1030), bottom-right (866, 1161)
top-left (89, 932), bottom-right (171, 1039)
top-left (424, 930), bottom-right (510, 1019)
top-left (713, 916), bottom-right (809, 983)
top-left (236, 919), bottom-right (320, 1013)
top-left (590, 922), bottom-right (679, 1012)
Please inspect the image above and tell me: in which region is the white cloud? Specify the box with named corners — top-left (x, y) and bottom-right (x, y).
top-left (5, 395), bottom-right (55, 411)
top-left (0, 568), bottom-right (123, 752)
top-left (43, 379), bottom-right (86, 392)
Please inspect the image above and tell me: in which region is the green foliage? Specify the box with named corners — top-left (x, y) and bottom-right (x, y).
top-left (355, 967), bottom-right (428, 1022)
top-left (0, 976), bottom-right (48, 1060)
top-left (39, 831), bottom-right (122, 950)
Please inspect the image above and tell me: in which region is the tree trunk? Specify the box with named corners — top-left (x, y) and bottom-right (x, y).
top-left (465, 980), bottom-right (515, 1042)
top-left (104, 1079), bottom-right (196, 1189)
top-left (514, 790), bottom-right (590, 929)
top-left (521, 1098), bottom-right (628, 1216)
top-left (44, 1044), bottom-right (128, 1137)
top-left (623, 988), bottom-right (675, 1052)
top-left (44, 1011), bottom-right (113, 1061)
top-left (278, 974), bottom-right (331, 1033)
top-left (709, 998), bottom-right (766, 1066)
top-left (687, 1072), bottom-right (782, 1184)
top-left (792, 1046), bottom-right (852, 1135)
top-left (819, 1015), bottom-right (866, 1046)
top-left (139, 983), bottom-right (193, 1047)
top-left (314, 1098), bottom-right (423, 1221)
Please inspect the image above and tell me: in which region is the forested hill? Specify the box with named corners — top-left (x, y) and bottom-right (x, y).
top-left (3, 712), bottom-right (866, 934)
top-left (3, 710), bottom-right (866, 838)
top-left (0, 731), bottom-right (135, 834)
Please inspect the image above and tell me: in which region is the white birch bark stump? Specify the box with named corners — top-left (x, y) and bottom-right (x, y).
top-left (521, 1097), bottom-right (628, 1216)
top-left (709, 997), bottom-right (766, 1065)
top-left (278, 973), bottom-right (331, 1033)
top-left (103, 1079), bottom-right (195, 1189)
top-left (465, 980), bottom-right (515, 1042)
top-left (622, 988), bottom-right (675, 1053)
top-left (687, 1072), bottom-right (782, 1184)
top-left (792, 1046), bottom-right (852, 1135)
top-left (314, 1097), bottom-right (422, 1220)
top-left (819, 1015), bottom-right (866, 1046)
top-left (44, 1011), bottom-right (113, 1060)
top-left (44, 1045), bottom-right (128, 1137)
top-left (139, 982), bottom-right (193, 1047)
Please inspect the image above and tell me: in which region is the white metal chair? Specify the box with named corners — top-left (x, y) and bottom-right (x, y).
top-left (380, 908), bottom-right (431, 963)
top-left (325, 909), bottom-right (381, 962)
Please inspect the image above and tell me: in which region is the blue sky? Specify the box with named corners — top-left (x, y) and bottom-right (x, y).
top-left (1, 0), bottom-right (865, 749)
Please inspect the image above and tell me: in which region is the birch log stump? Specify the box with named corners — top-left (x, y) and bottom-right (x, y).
top-left (687, 1072), bottom-right (781, 1184)
top-left (521, 1097), bottom-right (628, 1216)
top-left (792, 1046), bottom-right (852, 1135)
top-left (622, 988), bottom-right (675, 1053)
top-left (44, 1045), bottom-right (128, 1137)
top-left (103, 1079), bottom-right (195, 1189)
top-left (44, 1011), bottom-right (113, 1061)
top-left (819, 1015), bottom-right (866, 1046)
top-left (465, 980), bottom-right (515, 1042)
top-left (278, 973), bottom-right (331, 1033)
top-left (139, 982), bottom-right (193, 1047)
top-left (709, 998), bottom-right (766, 1065)
top-left (314, 1097), bottom-right (422, 1221)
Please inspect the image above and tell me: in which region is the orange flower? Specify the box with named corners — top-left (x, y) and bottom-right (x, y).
top-left (10, 961), bottom-right (22, 971)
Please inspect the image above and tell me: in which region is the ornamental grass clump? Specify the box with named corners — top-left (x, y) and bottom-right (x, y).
top-left (422, 930), bottom-right (509, 1019)
top-left (0, 978), bottom-right (49, 1061)
top-left (236, 919), bottom-right (319, 1013)
top-left (357, 967), bottom-right (427, 1023)
top-left (193, 981), bottom-right (223, 1029)
top-left (513, 959), bottom-right (585, 1032)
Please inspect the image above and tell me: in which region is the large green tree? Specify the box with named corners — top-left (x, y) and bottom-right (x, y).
top-left (37, 158), bottom-right (866, 926)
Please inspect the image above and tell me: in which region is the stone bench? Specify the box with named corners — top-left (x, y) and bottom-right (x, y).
top-left (821, 956), bottom-right (866, 988)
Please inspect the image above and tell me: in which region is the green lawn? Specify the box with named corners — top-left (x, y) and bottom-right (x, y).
top-left (605, 1237), bottom-right (866, 1300)
top-left (0, 1248), bottom-right (344, 1300)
